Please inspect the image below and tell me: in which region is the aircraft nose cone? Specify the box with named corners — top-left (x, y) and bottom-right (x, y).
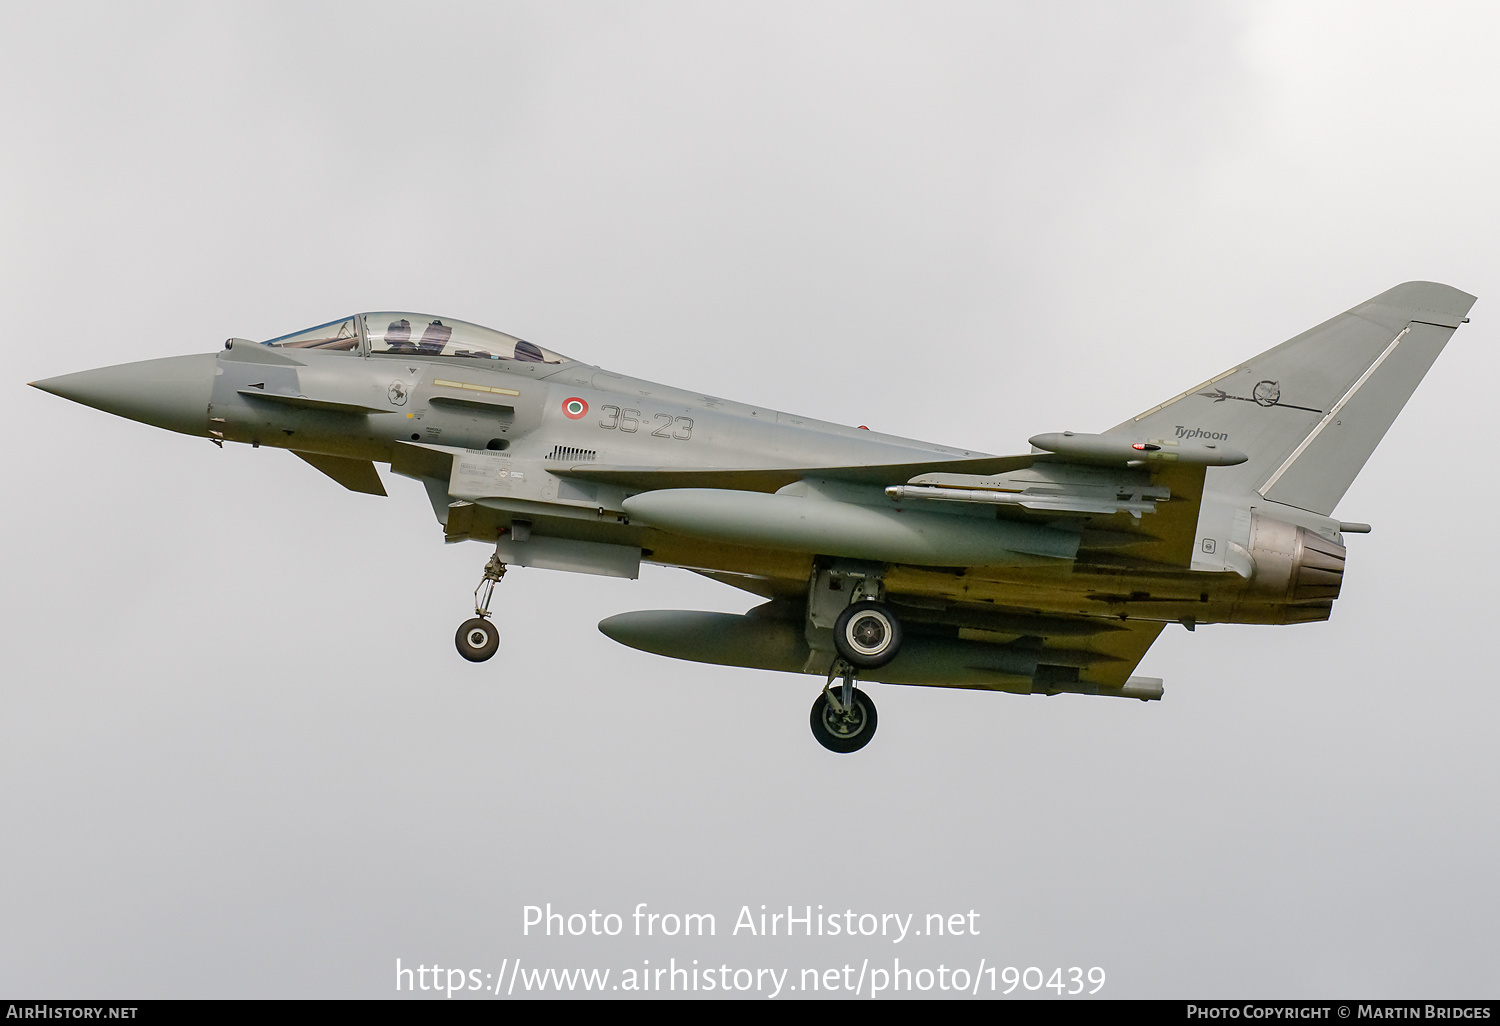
top-left (31, 353), bottom-right (217, 437)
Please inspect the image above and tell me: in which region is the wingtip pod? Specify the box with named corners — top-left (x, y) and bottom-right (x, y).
top-left (1028, 431), bottom-right (1248, 466)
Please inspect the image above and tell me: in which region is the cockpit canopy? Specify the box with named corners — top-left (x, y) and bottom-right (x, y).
top-left (365, 313), bottom-right (568, 363)
top-left (263, 317), bottom-right (360, 351)
top-left (262, 313), bottom-right (569, 365)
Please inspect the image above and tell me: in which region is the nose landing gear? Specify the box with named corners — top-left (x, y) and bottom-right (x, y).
top-left (455, 552), bottom-right (507, 662)
top-left (456, 617), bottom-right (499, 661)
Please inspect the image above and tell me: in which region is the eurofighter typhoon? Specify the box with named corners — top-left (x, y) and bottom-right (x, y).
top-left (32, 283), bottom-right (1474, 752)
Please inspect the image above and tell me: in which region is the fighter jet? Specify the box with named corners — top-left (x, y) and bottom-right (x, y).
top-left (31, 282), bottom-right (1474, 752)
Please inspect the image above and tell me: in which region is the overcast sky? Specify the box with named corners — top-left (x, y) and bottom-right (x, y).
top-left (3, 0), bottom-right (1497, 999)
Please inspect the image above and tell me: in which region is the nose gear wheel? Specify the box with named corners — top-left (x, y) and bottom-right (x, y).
top-left (456, 617), bottom-right (499, 662)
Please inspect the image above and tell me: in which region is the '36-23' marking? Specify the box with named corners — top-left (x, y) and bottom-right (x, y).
top-left (598, 405), bottom-right (693, 440)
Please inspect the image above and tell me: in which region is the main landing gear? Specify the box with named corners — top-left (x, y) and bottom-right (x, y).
top-left (804, 560), bottom-right (899, 752)
top-left (808, 560), bottom-right (904, 670)
top-left (455, 552), bottom-right (507, 662)
top-left (833, 600), bottom-right (902, 668)
top-left (810, 659), bottom-right (878, 753)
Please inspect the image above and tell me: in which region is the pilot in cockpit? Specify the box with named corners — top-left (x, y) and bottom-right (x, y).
top-left (384, 318), bottom-right (415, 354)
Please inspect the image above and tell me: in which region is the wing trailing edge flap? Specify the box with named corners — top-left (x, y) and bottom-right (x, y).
top-left (872, 615), bottom-right (1166, 700)
top-left (963, 619), bottom-right (1165, 700)
top-left (1041, 618), bottom-right (1165, 692)
top-left (291, 451), bottom-right (387, 496)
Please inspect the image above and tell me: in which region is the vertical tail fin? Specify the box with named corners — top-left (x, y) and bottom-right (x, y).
top-left (1110, 282), bottom-right (1476, 514)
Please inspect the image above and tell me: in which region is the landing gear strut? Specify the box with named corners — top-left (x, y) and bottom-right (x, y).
top-left (810, 659), bottom-right (878, 753)
top-left (455, 553), bottom-right (506, 662)
top-left (802, 560), bottom-right (897, 751)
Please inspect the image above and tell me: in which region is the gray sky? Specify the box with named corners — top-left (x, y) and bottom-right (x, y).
top-left (3, 0), bottom-right (1497, 999)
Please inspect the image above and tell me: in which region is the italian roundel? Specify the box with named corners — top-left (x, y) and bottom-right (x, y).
top-left (561, 397), bottom-right (589, 419)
